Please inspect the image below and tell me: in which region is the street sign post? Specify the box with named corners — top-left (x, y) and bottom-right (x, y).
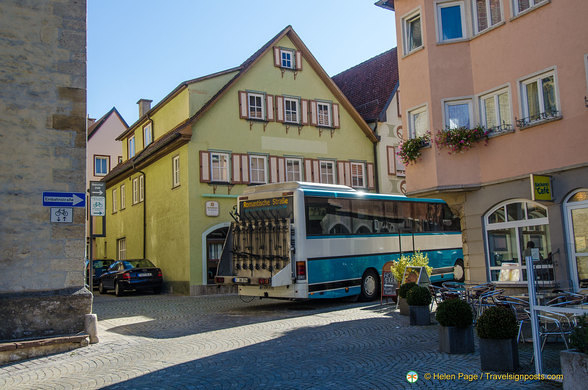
top-left (89, 181), bottom-right (106, 197)
top-left (42, 192), bottom-right (86, 208)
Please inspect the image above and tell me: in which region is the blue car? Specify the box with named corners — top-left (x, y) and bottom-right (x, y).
top-left (98, 259), bottom-right (163, 296)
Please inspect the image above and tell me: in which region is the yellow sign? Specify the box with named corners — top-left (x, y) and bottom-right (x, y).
top-left (531, 174), bottom-right (552, 201)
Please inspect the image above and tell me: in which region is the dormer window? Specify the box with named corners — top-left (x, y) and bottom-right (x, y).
top-left (280, 49), bottom-right (294, 69)
top-left (143, 123), bottom-right (153, 147)
top-left (273, 46), bottom-right (302, 71)
top-left (128, 135), bottom-right (135, 158)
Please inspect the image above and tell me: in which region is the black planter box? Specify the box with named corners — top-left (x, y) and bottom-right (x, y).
top-left (398, 297), bottom-right (409, 316)
top-left (409, 305), bottom-right (430, 325)
top-left (439, 325), bottom-right (475, 354)
top-left (479, 338), bottom-right (519, 371)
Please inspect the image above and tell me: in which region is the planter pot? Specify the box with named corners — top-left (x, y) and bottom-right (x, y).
top-left (479, 338), bottom-right (519, 372)
top-left (560, 350), bottom-right (588, 390)
top-left (439, 325), bottom-right (475, 354)
top-left (398, 297), bottom-right (409, 316)
top-left (409, 305), bottom-right (430, 326)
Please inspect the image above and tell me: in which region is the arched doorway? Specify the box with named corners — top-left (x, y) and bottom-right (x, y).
top-left (202, 224), bottom-right (229, 285)
top-left (484, 199), bottom-right (553, 285)
top-left (564, 189), bottom-right (588, 291)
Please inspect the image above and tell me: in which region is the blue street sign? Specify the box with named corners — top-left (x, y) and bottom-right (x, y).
top-left (42, 192), bottom-right (86, 208)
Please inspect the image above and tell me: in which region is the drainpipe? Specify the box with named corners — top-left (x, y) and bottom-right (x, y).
top-left (132, 162), bottom-right (146, 259)
top-left (372, 122), bottom-right (381, 193)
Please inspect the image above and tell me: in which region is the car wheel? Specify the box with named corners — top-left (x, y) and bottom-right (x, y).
top-left (98, 281), bottom-right (106, 294)
top-left (359, 269), bottom-right (380, 301)
top-left (453, 259), bottom-right (465, 283)
top-left (114, 281), bottom-right (124, 297)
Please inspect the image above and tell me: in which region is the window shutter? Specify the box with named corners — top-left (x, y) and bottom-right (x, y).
top-left (278, 157), bottom-right (285, 182)
top-left (304, 159), bottom-right (313, 182)
top-left (232, 153), bottom-right (242, 184)
top-left (238, 91), bottom-right (248, 119)
top-left (344, 162), bottom-right (351, 187)
top-left (295, 51), bottom-right (302, 71)
top-left (310, 101), bottom-right (318, 126)
top-left (312, 160), bottom-right (320, 183)
top-left (367, 163), bottom-right (375, 190)
top-left (199, 151), bottom-right (210, 183)
top-left (387, 146), bottom-right (396, 175)
top-left (301, 99), bottom-right (309, 126)
top-left (270, 156), bottom-right (278, 183)
top-left (332, 103), bottom-right (340, 129)
top-left (241, 154), bottom-right (249, 183)
top-left (337, 161), bottom-right (345, 185)
top-left (266, 95), bottom-right (275, 122)
top-left (276, 96), bottom-right (284, 123)
top-left (273, 46), bottom-right (281, 67)
top-left (394, 147), bottom-right (406, 177)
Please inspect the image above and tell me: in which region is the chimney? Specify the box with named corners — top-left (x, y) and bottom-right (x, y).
top-left (137, 99), bottom-right (153, 118)
top-left (87, 117), bottom-right (96, 127)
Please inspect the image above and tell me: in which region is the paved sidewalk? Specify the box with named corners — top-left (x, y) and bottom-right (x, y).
top-left (0, 294), bottom-right (563, 389)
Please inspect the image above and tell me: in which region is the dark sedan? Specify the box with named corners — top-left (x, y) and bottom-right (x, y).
top-left (98, 259), bottom-right (163, 296)
top-left (85, 259), bottom-right (115, 289)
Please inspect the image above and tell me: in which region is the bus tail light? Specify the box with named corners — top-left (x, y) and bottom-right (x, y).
top-left (296, 261), bottom-right (306, 280)
top-left (215, 277), bottom-right (225, 284)
top-left (258, 278), bottom-right (271, 285)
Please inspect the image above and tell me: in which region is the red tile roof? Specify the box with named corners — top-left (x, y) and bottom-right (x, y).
top-left (332, 48), bottom-right (398, 123)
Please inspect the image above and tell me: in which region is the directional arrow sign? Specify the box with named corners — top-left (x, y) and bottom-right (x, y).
top-left (89, 181), bottom-right (106, 197)
top-left (42, 192), bottom-right (86, 208)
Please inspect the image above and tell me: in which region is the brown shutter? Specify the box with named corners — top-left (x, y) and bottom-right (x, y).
top-left (304, 159), bottom-right (313, 182)
top-left (332, 103), bottom-right (340, 129)
top-left (241, 154), bottom-right (250, 183)
top-left (273, 46), bottom-right (281, 67)
top-left (278, 157), bottom-right (285, 182)
top-left (275, 96), bottom-right (284, 123)
top-left (337, 161), bottom-right (345, 185)
top-left (312, 160), bottom-right (320, 183)
top-left (199, 151), bottom-right (210, 183)
top-left (239, 91), bottom-right (248, 119)
top-left (232, 153), bottom-right (242, 184)
top-left (367, 163), bottom-right (375, 190)
top-left (295, 51), bottom-right (302, 71)
top-left (266, 95), bottom-right (275, 122)
top-left (310, 101), bottom-right (318, 126)
top-left (269, 156), bottom-right (278, 183)
top-left (301, 99), bottom-right (309, 126)
top-left (344, 162), bottom-right (351, 187)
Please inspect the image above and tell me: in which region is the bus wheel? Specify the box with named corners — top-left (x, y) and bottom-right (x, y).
top-left (453, 259), bottom-right (465, 282)
top-left (359, 269), bottom-right (380, 301)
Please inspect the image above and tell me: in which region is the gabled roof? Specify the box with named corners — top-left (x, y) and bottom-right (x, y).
top-left (332, 48), bottom-right (399, 123)
top-left (374, 0), bottom-right (395, 11)
top-left (88, 107), bottom-right (128, 140)
top-left (105, 26), bottom-right (377, 184)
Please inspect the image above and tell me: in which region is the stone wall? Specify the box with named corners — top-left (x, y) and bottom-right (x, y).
top-left (0, 0), bottom-right (91, 340)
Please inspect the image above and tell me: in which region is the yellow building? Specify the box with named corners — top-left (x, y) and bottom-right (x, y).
top-left (97, 26), bottom-right (378, 295)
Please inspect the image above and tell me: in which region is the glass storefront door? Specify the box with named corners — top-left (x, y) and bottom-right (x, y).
top-left (565, 190), bottom-right (588, 291)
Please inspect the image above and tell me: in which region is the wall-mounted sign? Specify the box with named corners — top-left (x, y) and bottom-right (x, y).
top-left (42, 191), bottom-right (85, 208)
top-left (530, 174), bottom-right (553, 201)
top-left (50, 207), bottom-right (72, 223)
top-left (206, 201), bottom-right (219, 217)
top-left (90, 197), bottom-right (105, 216)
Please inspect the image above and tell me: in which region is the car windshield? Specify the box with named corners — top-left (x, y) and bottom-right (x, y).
top-left (93, 260), bottom-right (114, 269)
top-left (122, 259), bottom-right (156, 269)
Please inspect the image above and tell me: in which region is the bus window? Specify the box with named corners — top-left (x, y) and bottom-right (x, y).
top-left (384, 200), bottom-right (412, 233)
top-left (305, 197), bottom-right (352, 236)
top-left (442, 204), bottom-right (461, 232)
top-left (352, 199), bottom-right (384, 235)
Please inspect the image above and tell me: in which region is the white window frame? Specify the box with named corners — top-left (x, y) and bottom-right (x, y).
top-left (436, 1), bottom-right (467, 43)
top-left (94, 155), bottom-right (109, 176)
top-left (139, 175), bottom-right (144, 202)
top-left (284, 97), bottom-right (300, 124)
top-left (317, 102), bottom-right (332, 127)
top-left (247, 92), bottom-right (265, 120)
top-left (473, 0), bottom-right (503, 34)
top-left (351, 162), bottom-right (366, 189)
top-left (285, 158), bottom-right (302, 182)
top-left (478, 86), bottom-right (512, 133)
top-left (132, 177), bottom-right (139, 205)
top-left (401, 9), bottom-right (423, 55)
top-left (407, 105), bottom-right (429, 139)
top-left (280, 48), bottom-right (295, 69)
top-left (128, 135), bottom-right (135, 158)
top-left (512, 0), bottom-right (547, 16)
top-left (172, 155), bottom-right (180, 187)
top-left (117, 238), bottom-right (126, 261)
top-left (120, 184), bottom-right (126, 210)
top-left (210, 152), bottom-right (230, 183)
top-left (249, 155), bottom-right (267, 184)
top-left (319, 160), bottom-right (336, 184)
top-left (143, 123), bottom-right (153, 147)
top-left (443, 98), bottom-right (474, 129)
top-left (518, 68), bottom-right (560, 126)
top-left (112, 188), bottom-right (117, 213)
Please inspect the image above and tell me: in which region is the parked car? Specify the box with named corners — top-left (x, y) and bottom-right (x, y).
top-left (85, 259), bottom-right (116, 289)
top-left (98, 259), bottom-right (163, 296)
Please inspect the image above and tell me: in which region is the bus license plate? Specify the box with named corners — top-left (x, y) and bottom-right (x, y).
top-left (233, 277), bottom-right (249, 283)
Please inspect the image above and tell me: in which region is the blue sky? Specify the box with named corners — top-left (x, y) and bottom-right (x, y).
top-left (87, 0), bottom-right (396, 125)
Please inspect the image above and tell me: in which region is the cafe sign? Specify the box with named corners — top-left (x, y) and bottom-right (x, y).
top-left (530, 174), bottom-right (553, 201)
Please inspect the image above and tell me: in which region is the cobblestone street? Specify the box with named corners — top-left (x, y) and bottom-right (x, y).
top-left (0, 293), bottom-right (563, 389)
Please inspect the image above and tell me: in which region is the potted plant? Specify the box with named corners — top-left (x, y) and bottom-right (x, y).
top-left (397, 132), bottom-right (431, 165)
top-left (560, 314), bottom-right (588, 390)
top-left (397, 282), bottom-right (417, 316)
top-left (476, 306), bottom-right (519, 371)
top-left (434, 125), bottom-right (489, 154)
top-left (406, 285), bottom-right (432, 326)
top-left (435, 298), bottom-right (474, 354)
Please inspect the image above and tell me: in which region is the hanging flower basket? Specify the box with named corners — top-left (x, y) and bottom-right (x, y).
top-left (398, 132), bottom-right (431, 165)
top-left (434, 126), bottom-right (489, 154)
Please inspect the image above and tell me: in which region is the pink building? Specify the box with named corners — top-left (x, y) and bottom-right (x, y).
top-left (377, 0), bottom-right (588, 292)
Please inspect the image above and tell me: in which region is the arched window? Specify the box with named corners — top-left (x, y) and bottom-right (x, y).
top-left (564, 190), bottom-right (588, 291)
top-left (484, 200), bottom-right (553, 284)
